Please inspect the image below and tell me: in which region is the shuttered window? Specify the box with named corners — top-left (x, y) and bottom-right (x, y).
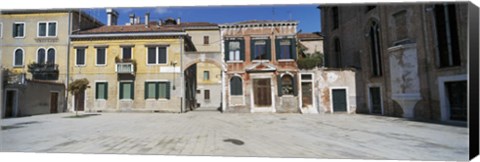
top-left (47, 48), bottom-right (55, 64)
top-left (119, 82), bottom-right (134, 100)
top-left (147, 46), bottom-right (168, 65)
top-left (37, 49), bottom-right (46, 63)
top-left (76, 48), bottom-right (86, 66)
top-left (122, 47), bottom-right (132, 60)
top-left (230, 76), bottom-right (243, 95)
top-left (144, 81), bottom-right (170, 100)
top-left (13, 23), bottom-right (24, 38)
top-left (14, 49), bottom-right (24, 66)
top-left (96, 48), bottom-right (106, 65)
top-left (95, 82), bottom-right (108, 99)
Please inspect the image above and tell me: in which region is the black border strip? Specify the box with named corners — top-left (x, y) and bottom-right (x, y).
top-left (469, 2), bottom-right (479, 160)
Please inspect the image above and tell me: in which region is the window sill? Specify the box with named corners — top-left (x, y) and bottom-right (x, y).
top-left (437, 65), bottom-right (463, 71)
top-left (280, 95), bottom-right (295, 97)
top-left (146, 98), bottom-right (170, 101)
top-left (95, 99), bottom-right (107, 101)
top-left (12, 65), bottom-right (24, 68)
top-left (95, 64), bottom-right (107, 67)
top-left (119, 99), bottom-right (134, 101)
top-left (75, 65), bottom-right (86, 67)
top-left (252, 60), bottom-right (270, 63)
top-left (278, 59), bottom-right (295, 62)
top-left (14, 36), bottom-right (25, 39)
top-left (226, 60), bottom-right (244, 63)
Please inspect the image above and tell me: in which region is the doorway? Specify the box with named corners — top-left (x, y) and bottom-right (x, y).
top-left (4, 90), bottom-right (18, 118)
top-left (369, 87), bottom-right (382, 114)
top-left (253, 78), bottom-right (272, 107)
top-left (50, 92), bottom-right (59, 113)
top-left (332, 88), bottom-right (347, 112)
top-left (74, 90), bottom-right (85, 111)
top-left (445, 81), bottom-right (467, 121)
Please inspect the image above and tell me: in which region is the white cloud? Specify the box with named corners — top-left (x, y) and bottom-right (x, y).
top-left (154, 8), bottom-right (169, 14)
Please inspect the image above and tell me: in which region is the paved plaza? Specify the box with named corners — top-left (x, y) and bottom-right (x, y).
top-left (0, 111), bottom-right (469, 161)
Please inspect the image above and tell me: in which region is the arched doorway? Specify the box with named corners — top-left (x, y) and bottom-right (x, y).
top-left (183, 58), bottom-right (225, 112)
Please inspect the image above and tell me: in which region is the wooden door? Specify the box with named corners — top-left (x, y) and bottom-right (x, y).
top-left (253, 79), bottom-right (272, 107)
top-left (5, 90), bottom-right (16, 118)
top-left (50, 92), bottom-right (58, 113)
top-left (332, 89), bottom-right (347, 112)
top-left (369, 87), bottom-right (382, 114)
top-left (75, 91), bottom-right (85, 111)
top-left (301, 82), bottom-right (313, 107)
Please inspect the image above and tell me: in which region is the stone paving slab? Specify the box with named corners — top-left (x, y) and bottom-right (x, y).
top-left (0, 112), bottom-right (469, 161)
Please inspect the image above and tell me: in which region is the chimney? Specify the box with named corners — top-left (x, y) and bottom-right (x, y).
top-left (176, 17), bottom-right (181, 25)
top-left (158, 19), bottom-right (163, 26)
top-left (145, 12), bottom-right (150, 26)
top-left (129, 13), bottom-right (135, 25)
top-left (106, 8), bottom-right (118, 26)
top-left (135, 16), bottom-right (140, 24)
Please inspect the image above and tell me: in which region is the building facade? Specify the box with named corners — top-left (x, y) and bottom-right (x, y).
top-left (220, 21), bottom-right (302, 113)
top-left (320, 3), bottom-right (468, 121)
top-left (297, 32), bottom-right (324, 56)
top-left (69, 11), bottom-right (201, 113)
top-left (0, 10), bottom-right (101, 118)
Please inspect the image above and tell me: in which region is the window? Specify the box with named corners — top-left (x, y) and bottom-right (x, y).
top-left (13, 48), bottom-right (24, 66)
top-left (393, 10), bottom-right (407, 41)
top-left (37, 48), bottom-right (46, 63)
top-left (204, 90), bottom-right (210, 100)
top-left (147, 46), bottom-right (167, 65)
top-left (95, 82), bottom-right (108, 99)
top-left (435, 4), bottom-right (461, 67)
top-left (367, 5), bottom-right (376, 11)
top-left (38, 22), bottom-right (57, 37)
top-left (276, 38), bottom-right (296, 60)
top-left (0, 23), bottom-right (3, 38)
top-left (334, 38), bottom-right (342, 68)
top-left (252, 39), bottom-right (268, 60)
top-left (281, 75), bottom-right (294, 95)
top-left (76, 48), bottom-right (86, 66)
top-left (47, 48), bottom-right (55, 64)
top-left (203, 71), bottom-right (210, 81)
top-left (122, 47), bottom-right (132, 60)
top-left (204, 36), bottom-right (209, 45)
top-left (96, 48), bottom-right (106, 66)
top-left (332, 7), bottom-right (339, 30)
top-left (370, 21), bottom-right (382, 76)
top-left (144, 82), bottom-right (170, 99)
top-left (13, 22), bottom-right (25, 38)
top-left (119, 82), bottom-right (134, 100)
top-left (230, 76), bottom-right (243, 95)
top-left (227, 41), bottom-right (241, 61)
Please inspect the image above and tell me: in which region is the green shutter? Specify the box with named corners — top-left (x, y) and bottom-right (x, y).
top-left (266, 38), bottom-right (271, 60)
top-left (166, 82), bottom-right (171, 99)
top-left (293, 74), bottom-right (298, 96)
top-left (144, 82), bottom-right (148, 99)
top-left (119, 83), bottom-right (123, 99)
top-left (239, 40), bottom-right (245, 61)
top-left (105, 82), bottom-right (108, 99)
top-left (275, 39), bottom-right (281, 60)
top-left (250, 39), bottom-right (255, 61)
top-left (277, 75), bottom-right (282, 96)
top-left (291, 38), bottom-right (297, 60)
top-left (224, 40), bottom-right (230, 62)
top-left (130, 83), bottom-right (134, 99)
top-left (95, 83), bottom-right (99, 99)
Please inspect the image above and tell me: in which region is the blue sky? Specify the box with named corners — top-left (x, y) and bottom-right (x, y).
top-left (84, 5), bottom-right (321, 33)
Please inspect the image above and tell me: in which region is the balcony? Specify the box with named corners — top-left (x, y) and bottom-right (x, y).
top-left (116, 63), bottom-right (135, 74)
top-left (27, 63), bottom-right (59, 80)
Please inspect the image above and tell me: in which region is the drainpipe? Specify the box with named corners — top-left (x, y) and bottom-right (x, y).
top-left (422, 5), bottom-right (434, 120)
top-left (66, 10), bottom-right (72, 112)
top-left (180, 36), bottom-right (184, 113)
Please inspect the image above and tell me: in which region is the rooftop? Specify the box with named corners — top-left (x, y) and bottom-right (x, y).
top-left (297, 32), bottom-right (324, 40)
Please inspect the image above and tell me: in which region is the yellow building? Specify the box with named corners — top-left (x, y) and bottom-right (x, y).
top-left (69, 12), bottom-right (214, 113)
top-left (0, 10), bottom-right (101, 117)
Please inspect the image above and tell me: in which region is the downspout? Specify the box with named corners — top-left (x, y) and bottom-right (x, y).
top-left (66, 10), bottom-right (72, 112)
top-left (180, 36), bottom-right (184, 113)
top-left (422, 5), bottom-right (434, 120)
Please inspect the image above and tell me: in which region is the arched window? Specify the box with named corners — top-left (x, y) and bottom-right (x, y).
top-left (14, 48), bottom-right (24, 66)
top-left (37, 48), bottom-right (46, 63)
top-left (281, 75), bottom-right (294, 95)
top-left (370, 21), bottom-right (382, 76)
top-left (47, 48), bottom-right (55, 64)
top-left (230, 76), bottom-right (243, 95)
